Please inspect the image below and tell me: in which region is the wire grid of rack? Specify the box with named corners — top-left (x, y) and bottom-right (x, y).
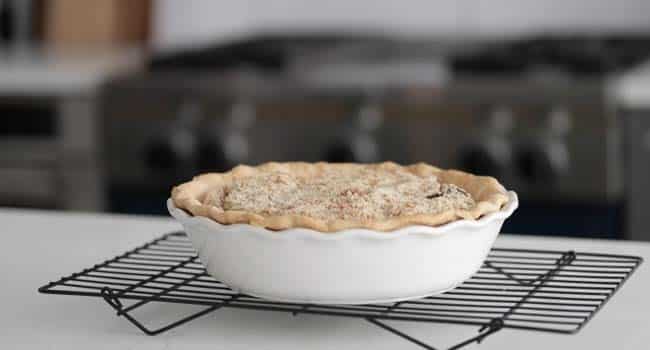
top-left (39, 231), bottom-right (642, 350)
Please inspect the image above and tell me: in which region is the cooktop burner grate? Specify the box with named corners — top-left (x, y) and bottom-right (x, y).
top-left (39, 231), bottom-right (642, 350)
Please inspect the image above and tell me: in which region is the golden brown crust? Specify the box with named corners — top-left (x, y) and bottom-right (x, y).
top-left (171, 162), bottom-right (510, 232)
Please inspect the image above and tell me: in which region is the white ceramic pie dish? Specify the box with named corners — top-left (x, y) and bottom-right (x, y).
top-left (167, 191), bottom-right (518, 305)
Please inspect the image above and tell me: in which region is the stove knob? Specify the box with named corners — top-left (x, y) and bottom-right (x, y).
top-left (325, 134), bottom-right (380, 163)
top-left (546, 106), bottom-right (572, 137)
top-left (515, 141), bottom-right (568, 185)
top-left (325, 100), bottom-right (382, 163)
top-left (145, 139), bottom-right (177, 171)
top-left (459, 105), bottom-right (514, 176)
top-left (199, 132), bottom-right (251, 171)
top-left (459, 147), bottom-right (500, 178)
top-left (145, 100), bottom-right (200, 172)
top-left (197, 141), bottom-right (229, 172)
top-left (514, 107), bottom-right (571, 185)
top-left (200, 101), bottom-right (254, 170)
top-left (459, 138), bottom-right (510, 178)
top-left (325, 143), bottom-right (357, 163)
top-left (145, 128), bottom-right (196, 172)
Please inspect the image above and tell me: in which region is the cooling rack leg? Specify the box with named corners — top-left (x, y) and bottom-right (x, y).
top-left (366, 318), bottom-right (439, 350)
top-left (447, 319), bottom-right (503, 350)
top-left (366, 318), bottom-right (503, 350)
top-left (100, 287), bottom-right (222, 335)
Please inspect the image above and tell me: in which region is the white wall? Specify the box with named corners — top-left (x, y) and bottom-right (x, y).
top-left (152, 0), bottom-right (650, 52)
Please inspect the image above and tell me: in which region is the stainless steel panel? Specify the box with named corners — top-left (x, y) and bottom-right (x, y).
top-left (623, 109), bottom-right (650, 241)
top-left (0, 167), bottom-right (57, 204)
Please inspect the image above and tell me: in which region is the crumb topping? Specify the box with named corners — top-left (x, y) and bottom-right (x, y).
top-left (205, 166), bottom-right (475, 221)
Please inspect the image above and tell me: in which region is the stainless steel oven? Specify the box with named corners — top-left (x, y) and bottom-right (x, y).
top-left (0, 95), bottom-right (103, 210)
top-left (102, 34), bottom-right (650, 239)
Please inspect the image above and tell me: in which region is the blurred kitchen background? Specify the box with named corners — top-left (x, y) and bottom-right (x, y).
top-left (2, 0), bottom-right (650, 240)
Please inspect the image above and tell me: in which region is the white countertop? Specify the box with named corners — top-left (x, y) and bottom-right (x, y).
top-left (1, 208), bottom-right (649, 349)
top-left (0, 48), bottom-right (143, 96)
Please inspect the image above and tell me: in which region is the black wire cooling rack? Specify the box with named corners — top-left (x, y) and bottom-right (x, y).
top-left (39, 231), bottom-right (642, 350)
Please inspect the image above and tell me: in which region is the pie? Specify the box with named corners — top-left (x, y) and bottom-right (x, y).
top-left (171, 162), bottom-right (509, 232)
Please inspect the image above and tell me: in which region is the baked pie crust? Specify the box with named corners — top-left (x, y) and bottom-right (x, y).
top-left (171, 162), bottom-right (509, 232)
